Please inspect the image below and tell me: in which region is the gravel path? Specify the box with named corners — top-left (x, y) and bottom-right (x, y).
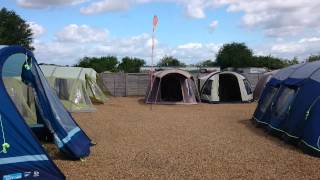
top-left (53, 97), bottom-right (320, 180)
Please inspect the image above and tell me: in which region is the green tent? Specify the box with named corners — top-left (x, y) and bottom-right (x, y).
top-left (40, 65), bottom-right (107, 112)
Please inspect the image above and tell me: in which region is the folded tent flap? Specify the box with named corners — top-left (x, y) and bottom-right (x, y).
top-left (85, 74), bottom-right (107, 103)
top-left (0, 46), bottom-right (65, 179)
top-left (23, 59), bottom-right (92, 159)
top-left (0, 46), bottom-right (92, 159)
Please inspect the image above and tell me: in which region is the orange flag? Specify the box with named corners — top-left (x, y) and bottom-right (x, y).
top-left (153, 15), bottom-right (158, 32)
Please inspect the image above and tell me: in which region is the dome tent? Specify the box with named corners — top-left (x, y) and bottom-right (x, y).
top-left (253, 70), bottom-right (278, 101)
top-left (40, 65), bottom-right (107, 112)
top-left (252, 61), bottom-right (320, 156)
top-left (198, 71), bottom-right (253, 103)
top-left (145, 69), bottom-right (200, 104)
top-left (0, 46), bottom-right (93, 179)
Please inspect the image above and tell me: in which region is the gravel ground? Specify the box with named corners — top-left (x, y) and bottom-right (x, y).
top-left (53, 97), bottom-right (320, 180)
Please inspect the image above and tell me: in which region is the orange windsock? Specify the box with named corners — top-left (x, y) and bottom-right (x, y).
top-left (153, 15), bottom-right (158, 32)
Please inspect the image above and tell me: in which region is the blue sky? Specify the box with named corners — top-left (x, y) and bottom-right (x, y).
top-left (2, 0), bottom-right (320, 65)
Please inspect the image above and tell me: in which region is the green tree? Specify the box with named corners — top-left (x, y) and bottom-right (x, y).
top-left (76, 56), bottom-right (118, 73)
top-left (0, 8), bottom-right (34, 50)
top-left (157, 56), bottom-right (186, 67)
top-left (118, 57), bottom-right (145, 73)
top-left (253, 55), bottom-right (299, 70)
top-left (197, 60), bottom-right (217, 67)
top-left (216, 42), bottom-right (254, 69)
top-left (306, 55), bottom-right (320, 62)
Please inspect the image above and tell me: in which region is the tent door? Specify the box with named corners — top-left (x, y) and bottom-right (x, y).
top-left (218, 73), bottom-right (241, 102)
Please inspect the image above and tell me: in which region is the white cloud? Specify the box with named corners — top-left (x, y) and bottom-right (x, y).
top-left (80, 0), bottom-right (130, 15)
top-left (268, 37), bottom-right (320, 59)
top-left (16, 0), bottom-right (87, 8)
top-left (55, 24), bottom-right (108, 43)
top-left (27, 22), bottom-right (46, 38)
top-left (220, 0), bottom-right (320, 37)
top-left (33, 23), bottom-right (222, 65)
top-left (185, 1), bottom-right (206, 19)
top-left (299, 37), bottom-right (320, 43)
top-left (178, 43), bottom-right (203, 49)
top-left (209, 20), bottom-right (219, 32)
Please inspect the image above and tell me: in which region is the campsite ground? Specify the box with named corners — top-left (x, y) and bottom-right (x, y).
top-left (53, 97), bottom-right (320, 179)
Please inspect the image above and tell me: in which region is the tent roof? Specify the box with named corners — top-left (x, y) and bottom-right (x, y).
top-left (198, 71), bottom-right (246, 80)
top-left (154, 69), bottom-right (192, 78)
top-left (289, 61), bottom-right (320, 79)
top-left (40, 65), bottom-right (97, 81)
top-left (273, 63), bottom-right (305, 81)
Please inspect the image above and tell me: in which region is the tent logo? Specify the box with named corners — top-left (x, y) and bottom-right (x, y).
top-left (33, 171), bottom-right (40, 177)
top-left (2, 173), bottom-right (22, 180)
top-left (23, 172), bottom-right (31, 178)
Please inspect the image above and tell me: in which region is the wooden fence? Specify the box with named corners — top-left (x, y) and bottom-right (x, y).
top-left (101, 72), bottom-right (150, 96)
top-left (100, 72), bottom-right (263, 97)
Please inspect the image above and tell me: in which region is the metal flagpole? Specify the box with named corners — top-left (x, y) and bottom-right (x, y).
top-left (147, 15), bottom-right (158, 108)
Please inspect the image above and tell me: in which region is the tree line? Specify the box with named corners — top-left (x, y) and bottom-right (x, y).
top-left (1, 7), bottom-right (320, 73)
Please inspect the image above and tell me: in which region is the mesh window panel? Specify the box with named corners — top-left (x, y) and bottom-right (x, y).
top-left (244, 79), bottom-right (252, 94)
top-left (260, 87), bottom-right (278, 113)
top-left (2, 54), bottom-right (37, 125)
top-left (274, 88), bottom-right (296, 117)
top-left (203, 80), bottom-right (213, 96)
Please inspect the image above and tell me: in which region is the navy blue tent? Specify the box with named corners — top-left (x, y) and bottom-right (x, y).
top-left (267, 61), bottom-right (320, 135)
top-left (252, 61), bottom-right (320, 156)
top-left (252, 63), bottom-right (305, 126)
top-left (0, 46), bottom-right (91, 178)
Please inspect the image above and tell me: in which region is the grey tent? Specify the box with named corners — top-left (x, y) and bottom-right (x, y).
top-left (145, 69), bottom-right (200, 104)
top-left (253, 70), bottom-right (278, 100)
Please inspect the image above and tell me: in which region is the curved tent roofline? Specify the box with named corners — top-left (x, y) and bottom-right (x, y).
top-left (40, 64), bottom-right (97, 81)
top-left (272, 63), bottom-right (305, 81)
top-left (154, 69), bottom-right (192, 79)
top-left (199, 71), bottom-right (246, 80)
top-left (287, 61), bottom-right (320, 80)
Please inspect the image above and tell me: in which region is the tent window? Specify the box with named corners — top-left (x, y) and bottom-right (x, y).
top-left (244, 79), bottom-right (252, 94)
top-left (203, 80), bottom-right (212, 96)
top-left (273, 87), bottom-right (296, 118)
top-left (219, 74), bottom-right (241, 102)
top-left (260, 87), bottom-right (278, 113)
top-left (54, 78), bottom-right (69, 100)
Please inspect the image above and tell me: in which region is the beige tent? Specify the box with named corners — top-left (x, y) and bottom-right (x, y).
top-left (198, 71), bottom-right (253, 103)
top-left (253, 70), bottom-right (278, 100)
top-left (145, 69), bottom-right (200, 104)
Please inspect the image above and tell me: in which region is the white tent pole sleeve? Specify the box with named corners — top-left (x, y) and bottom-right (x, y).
top-left (69, 68), bottom-right (84, 111)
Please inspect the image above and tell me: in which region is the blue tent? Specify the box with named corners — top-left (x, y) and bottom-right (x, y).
top-left (252, 61), bottom-right (320, 156)
top-left (0, 46), bottom-right (92, 178)
top-left (267, 61), bottom-right (320, 135)
top-left (252, 63), bottom-right (305, 126)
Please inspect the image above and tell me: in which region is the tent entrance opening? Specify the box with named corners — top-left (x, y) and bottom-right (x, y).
top-left (161, 73), bottom-right (183, 102)
top-left (219, 73), bottom-right (241, 102)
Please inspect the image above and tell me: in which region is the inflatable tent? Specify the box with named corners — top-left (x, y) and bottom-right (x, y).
top-left (40, 65), bottom-right (107, 112)
top-left (145, 69), bottom-right (200, 104)
top-left (0, 46), bottom-right (92, 179)
top-left (253, 70), bottom-right (278, 101)
top-left (252, 61), bottom-right (320, 156)
top-left (198, 71), bottom-right (253, 103)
